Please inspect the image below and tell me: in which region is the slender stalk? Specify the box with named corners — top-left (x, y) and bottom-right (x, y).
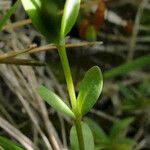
top-left (57, 41), bottom-right (84, 150)
top-left (57, 45), bottom-right (76, 110)
top-left (75, 118), bottom-right (85, 150)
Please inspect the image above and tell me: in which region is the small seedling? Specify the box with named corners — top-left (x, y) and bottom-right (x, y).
top-left (20, 0), bottom-right (103, 150)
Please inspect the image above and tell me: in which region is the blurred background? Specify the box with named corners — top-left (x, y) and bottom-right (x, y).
top-left (0, 0), bottom-right (150, 150)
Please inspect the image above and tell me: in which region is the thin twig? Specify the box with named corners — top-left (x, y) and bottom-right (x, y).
top-left (2, 19), bottom-right (32, 30)
top-left (0, 41), bottom-right (102, 60)
top-left (0, 58), bottom-right (46, 66)
top-left (0, 45), bottom-right (36, 60)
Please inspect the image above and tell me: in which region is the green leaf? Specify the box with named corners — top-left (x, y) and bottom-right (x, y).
top-left (0, 136), bottom-right (23, 150)
top-left (77, 66), bottom-right (103, 116)
top-left (61, 0), bottom-right (81, 37)
top-left (21, 0), bottom-right (61, 43)
top-left (110, 118), bottom-right (134, 139)
top-left (0, 0), bottom-right (20, 31)
top-left (37, 85), bottom-right (75, 118)
top-left (70, 122), bottom-right (94, 150)
top-left (84, 118), bottom-right (108, 144)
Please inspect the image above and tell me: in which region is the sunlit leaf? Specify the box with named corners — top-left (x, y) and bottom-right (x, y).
top-left (77, 66), bottom-right (103, 116)
top-left (37, 85), bottom-right (75, 118)
top-left (61, 0), bottom-right (81, 38)
top-left (21, 0), bottom-right (61, 43)
top-left (70, 122), bottom-right (94, 150)
top-left (0, 136), bottom-right (23, 150)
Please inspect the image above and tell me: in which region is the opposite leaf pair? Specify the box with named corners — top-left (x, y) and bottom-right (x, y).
top-left (37, 66), bottom-right (103, 118)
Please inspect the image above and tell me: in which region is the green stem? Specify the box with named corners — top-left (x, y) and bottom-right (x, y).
top-left (57, 41), bottom-right (85, 150)
top-left (75, 118), bottom-right (85, 150)
top-left (57, 44), bottom-right (76, 111)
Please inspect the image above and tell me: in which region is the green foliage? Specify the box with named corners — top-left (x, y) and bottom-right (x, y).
top-left (61, 0), bottom-right (81, 38)
top-left (70, 122), bottom-right (94, 150)
top-left (21, 0), bottom-right (61, 43)
top-left (0, 0), bottom-right (20, 31)
top-left (110, 118), bottom-right (134, 139)
top-left (77, 66), bottom-right (103, 116)
top-left (119, 84), bottom-right (135, 101)
top-left (104, 54), bottom-right (150, 79)
top-left (119, 81), bottom-right (150, 113)
top-left (0, 136), bottom-right (23, 150)
top-left (138, 80), bottom-right (150, 96)
top-left (85, 118), bottom-right (135, 150)
top-left (37, 85), bottom-right (75, 118)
